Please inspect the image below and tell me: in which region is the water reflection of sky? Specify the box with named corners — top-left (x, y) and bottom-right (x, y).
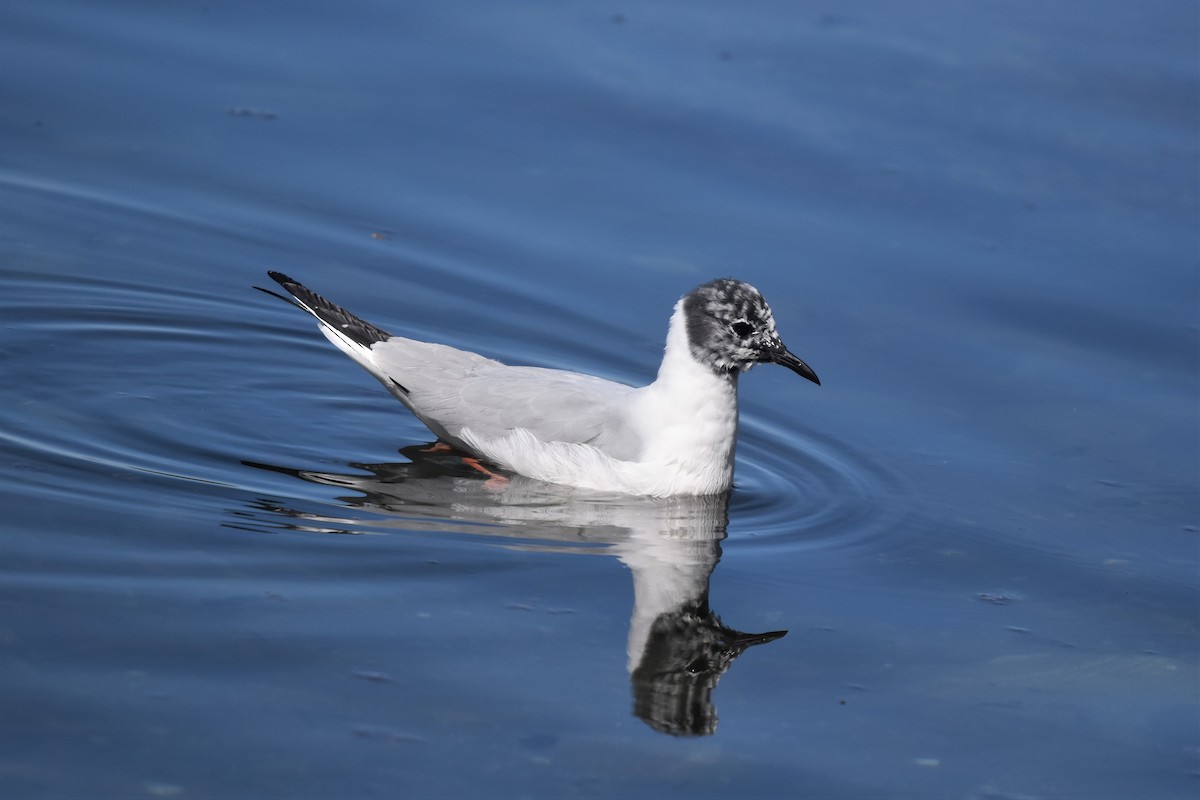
top-left (0, 1), bottom-right (1196, 798)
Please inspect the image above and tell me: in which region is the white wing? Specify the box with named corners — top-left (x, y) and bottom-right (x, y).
top-left (370, 340), bottom-right (643, 460)
top-left (264, 272), bottom-right (644, 460)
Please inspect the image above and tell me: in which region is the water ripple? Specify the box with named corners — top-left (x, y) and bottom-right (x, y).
top-left (731, 412), bottom-right (905, 551)
top-left (0, 268), bottom-right (904, 554)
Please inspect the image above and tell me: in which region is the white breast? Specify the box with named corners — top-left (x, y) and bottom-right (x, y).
top-left (628, 303), bottom-right (740, 494)
top-left (460, 302), bottom-right (741, 497)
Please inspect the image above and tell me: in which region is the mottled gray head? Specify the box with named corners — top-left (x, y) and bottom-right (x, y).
top-left (681, 278), bottom-right (820, 384)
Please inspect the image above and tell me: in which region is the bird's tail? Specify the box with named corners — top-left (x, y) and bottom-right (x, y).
top-left (257, 271), bottom-right (392, 348)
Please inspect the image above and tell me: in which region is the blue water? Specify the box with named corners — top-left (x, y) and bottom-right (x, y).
top-left (1, 1), bottom-right (1197, 798)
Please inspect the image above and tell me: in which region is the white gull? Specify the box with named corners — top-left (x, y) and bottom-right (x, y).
top-left (261, 272), bottom-right (819, 497)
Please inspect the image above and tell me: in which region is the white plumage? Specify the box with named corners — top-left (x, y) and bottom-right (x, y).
top-left (262, 272), bottom-right (818, 496)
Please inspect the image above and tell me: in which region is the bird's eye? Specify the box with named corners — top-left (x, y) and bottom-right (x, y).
top-left (730, 320), bottom-right (754, 338)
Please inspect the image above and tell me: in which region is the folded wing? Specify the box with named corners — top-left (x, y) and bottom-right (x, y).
top-left (371, 341), bottom-right (642, 460)
top-left (265, 272), bottom-right (643, 462)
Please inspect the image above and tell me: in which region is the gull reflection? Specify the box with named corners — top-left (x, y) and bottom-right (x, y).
top-left (242, 443), bottom-right (786, 736)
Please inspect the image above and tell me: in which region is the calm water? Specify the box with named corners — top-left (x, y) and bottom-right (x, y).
top-left (1, 1), bottom-right (1197, 798)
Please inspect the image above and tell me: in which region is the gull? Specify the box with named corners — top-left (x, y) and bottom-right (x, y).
top-left (260, 271), bottom-right (819, 497)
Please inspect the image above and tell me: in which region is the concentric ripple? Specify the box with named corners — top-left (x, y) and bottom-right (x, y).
top-left (730, 411), bottom-right (906, 552)
top-left (1, 260), bottom-right (905, 555)
top-left (0, 268), bottom-right (311, 513)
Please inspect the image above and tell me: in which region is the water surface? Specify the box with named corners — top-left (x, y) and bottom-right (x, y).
top-left (1, 1), bottom-right (1196, 798)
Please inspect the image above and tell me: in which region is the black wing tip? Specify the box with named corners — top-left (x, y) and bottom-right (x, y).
top-left (253, 282), bottom-right (302, 308)
top-left (256, 270), bottom-right (394, 347)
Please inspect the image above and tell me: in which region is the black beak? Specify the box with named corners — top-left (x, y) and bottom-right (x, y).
top-left (765, 347), bottom-right (820, 385)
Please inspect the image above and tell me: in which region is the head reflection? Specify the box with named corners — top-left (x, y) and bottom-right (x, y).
top-left (241, 443), bottom-right (787, 736)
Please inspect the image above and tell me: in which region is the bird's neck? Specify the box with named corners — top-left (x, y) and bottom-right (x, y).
top-left (653, 303), bottom-right (737, 388)
top-left (634, 304), bottom-right (740, 493)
